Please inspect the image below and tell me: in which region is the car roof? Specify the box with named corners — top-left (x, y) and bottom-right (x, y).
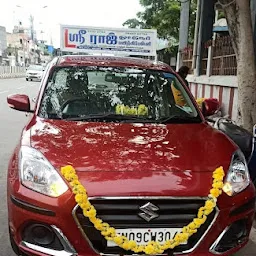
top-left (55, 55), bottom-right (174, 73)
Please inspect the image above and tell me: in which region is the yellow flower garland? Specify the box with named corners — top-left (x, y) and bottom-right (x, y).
top-left (61, 166), bottom-right (225, 255)
top-left (115, 104), bottom-right (149, 116)
top-left (196, 98), bottom-right (206, 110)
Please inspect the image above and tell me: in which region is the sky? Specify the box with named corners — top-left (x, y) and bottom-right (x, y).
top-left (0, 0), bottom-right (144, 47)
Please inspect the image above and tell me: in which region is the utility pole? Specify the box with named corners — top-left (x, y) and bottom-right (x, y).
top-left (176, 0), bottom-right (190, 71)
top-left (29, 15), bottom-right (35, 41)
top-left (195, 0), bottom-right (204, 76)
top-left (192, 0), bottom-right (201, 72)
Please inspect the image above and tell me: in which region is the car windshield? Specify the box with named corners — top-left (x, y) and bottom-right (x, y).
top-left (28, 65), bottom-right (43, 71)
top-left (39, 66), bottom-right (201, 124)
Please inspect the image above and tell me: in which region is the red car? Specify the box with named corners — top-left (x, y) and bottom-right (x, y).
top-left (7, 55), bottom-right (255, 256)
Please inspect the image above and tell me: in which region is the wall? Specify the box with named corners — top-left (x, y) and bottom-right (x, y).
top-left (0, 26), bottom-right (7, 55)
top-left (0, 66), bottom-right (26, 79)
top-left (187, 75), bottom-right (238, 120)
top-left (6, 33), bottom-right (33, 65)
top-left (7, 32), bottom-right (30, 50)
top-left (7, 33), bottom-right (22, 48)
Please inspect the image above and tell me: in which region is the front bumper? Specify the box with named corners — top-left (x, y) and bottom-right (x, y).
top-left (20, 226), bottom-right (76, 256)
top-left (8, 189), bottom-right (256, 256)
top-left (26, 74), bottom-right (42, 80)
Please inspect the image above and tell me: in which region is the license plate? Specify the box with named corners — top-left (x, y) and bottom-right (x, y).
top-left (107, 228), bottom-right (186, 247)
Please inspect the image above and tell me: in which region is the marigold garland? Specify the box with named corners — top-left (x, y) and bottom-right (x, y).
top-left (196, 98), bottom-right (206, 109)
top-left (115, 104), bottom-right (148, 116)
top-left (61, 166), bottom-right (225, 255)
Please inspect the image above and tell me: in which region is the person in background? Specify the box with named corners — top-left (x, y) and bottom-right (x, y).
top-left (170, 66), bottom-right (190, 107)
top-left (178, 66), bottom-right (190, 88)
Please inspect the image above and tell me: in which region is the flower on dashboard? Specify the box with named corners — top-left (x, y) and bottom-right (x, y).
top-left (115, 104), bottom-right (148, 116)
top-left (128, 106), bottom-right (138, 115)
top-left (196, 98), bottom-right (205, 109)
top-left (116, 104), bottom-right (125, 115)
top-left (138, 104), bottom-right (148, 116)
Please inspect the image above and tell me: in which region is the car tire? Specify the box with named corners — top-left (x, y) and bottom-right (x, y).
top-left (26, 78), bottom-right (28, 81)
top-left (30, 79), bottom-right (33, 81)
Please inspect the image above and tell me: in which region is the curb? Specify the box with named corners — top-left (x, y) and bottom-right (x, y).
top-left (0, 73), bottom-right (25, 79)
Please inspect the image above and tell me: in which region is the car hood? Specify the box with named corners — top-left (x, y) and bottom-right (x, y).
top-left (25, 117), bottom-right (236, 197)
top-left (27, 70), bottom-right (43, 74)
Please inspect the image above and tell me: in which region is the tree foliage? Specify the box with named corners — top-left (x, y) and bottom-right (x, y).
top-left (221, 0), bottom-right (256, 131)
top-left (123, 18), bottom-right (146, 29)
top-left (123, 0), bottom-right (197, 43)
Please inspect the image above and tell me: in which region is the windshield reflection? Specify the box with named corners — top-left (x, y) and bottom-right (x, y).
top-left (39, 67), bottom-right (201, 124)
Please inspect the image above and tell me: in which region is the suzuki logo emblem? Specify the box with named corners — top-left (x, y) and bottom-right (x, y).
top-left (138, 202), bottom-right (159, 222)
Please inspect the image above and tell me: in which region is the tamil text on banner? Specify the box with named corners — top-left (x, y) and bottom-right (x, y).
top-left (60, 25), bottom-right (157, 57)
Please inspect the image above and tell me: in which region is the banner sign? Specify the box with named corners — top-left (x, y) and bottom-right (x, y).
top-left (60, 25), bottom-right (157, 57)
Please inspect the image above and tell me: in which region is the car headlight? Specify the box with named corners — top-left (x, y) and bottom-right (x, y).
top-left (223, 150), bottom-right (250, 196)
top-left (19, 146), bottom-right (68, 197)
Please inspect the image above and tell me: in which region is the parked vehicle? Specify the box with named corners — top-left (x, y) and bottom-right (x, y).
top-left (7, 55), bottom-right (255, 256)
top-left (198, 98), bottom-right (256, 184)
top-left (207, 116), bottom-right (256, 183)
top-left (25, 64), bottom-right (45, 81)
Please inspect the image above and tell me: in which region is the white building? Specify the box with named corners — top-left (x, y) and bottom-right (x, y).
top-left (0, 26), bottom-right (7, 61)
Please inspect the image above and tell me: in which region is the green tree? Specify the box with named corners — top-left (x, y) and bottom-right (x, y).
top-left (221, 0), bottom-right (256, 131)
top-left (123, 18), bottom-right (146, 29)
top-left (123, 0), bottom-right (196, 43)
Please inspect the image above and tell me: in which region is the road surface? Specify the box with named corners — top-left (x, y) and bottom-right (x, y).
top-left (0, 78), bottom-right (255, 255)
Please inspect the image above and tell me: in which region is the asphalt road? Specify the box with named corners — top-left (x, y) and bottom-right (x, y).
top-left (0, 78), bottom-right (39, 256)
top-left (0, 78), bottom-right (255, 255)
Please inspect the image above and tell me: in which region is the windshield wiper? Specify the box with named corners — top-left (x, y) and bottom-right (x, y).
top-left (63, 113), bottom-right (156, 123)
top-left (158, 115), bottom-right (202, 124)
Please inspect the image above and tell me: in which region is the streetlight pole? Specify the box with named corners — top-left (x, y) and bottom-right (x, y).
top-left (177, 0), bottom-right (190, 71)
top-left (195, 0), bottom-right (204, 77)
top-left (29, 15), bottom-right (34, 41)
top-left (16, 5), bottom-right (48, 64)
top-left (192, 0), bottom-right (201, 72)
top-left (16, 5), bottom-right (48, 42)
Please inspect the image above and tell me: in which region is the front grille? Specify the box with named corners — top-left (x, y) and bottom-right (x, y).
top-left (73, 198), bottom-right (217, 255)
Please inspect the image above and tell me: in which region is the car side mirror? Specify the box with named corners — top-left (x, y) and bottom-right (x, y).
top-left (7, 94), bottom-right (33, 113)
